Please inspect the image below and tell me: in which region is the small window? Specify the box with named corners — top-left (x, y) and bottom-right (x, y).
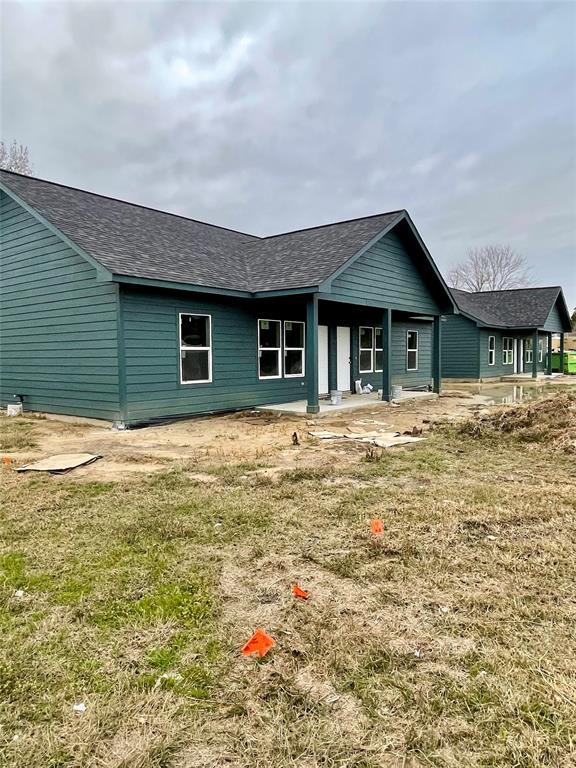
top-left (374, 327), bottom-right (384, 372)
top-left (284, 321), bottom-right (305, 377)
top-left (488, 336), bottom-right (495, 366)
top-left (359, 327), bottom-right (374, 373)
top-left (258, 319), bottom-right (282, 378)
top-left (525, 338), bottom-right (533, 364)
top-left (538, 338), bottom-right (543, 362)
top-left (407, 330), bottom-right (418, 371)
top-left (502, 337), bottom-right (514, 365)
top-left (180, 313), bottom-right (211, 384)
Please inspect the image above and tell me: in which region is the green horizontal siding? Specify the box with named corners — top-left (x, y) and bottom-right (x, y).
top-left (330, 230), bottom-right (441, 314)
top-left (0, 190), bottom-right (121, 420)
top-left (356, 320), bottom-right (433, 390)
top-left (478, 330), bottom-right (549, 378)
top-left (441, 315), bottom-right (480, 379)
top-left (121, 289), bottom-right (310, 421)
top-left (543, 300), bottom-right (566, 333)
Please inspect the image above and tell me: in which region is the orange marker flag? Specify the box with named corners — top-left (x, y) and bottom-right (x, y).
top-left (2, 456), bottom-right (12, 466)
top-left (370, 518), bottom-right (384, 535)
top-left (241, 628), bottom-right (276, 658)
top-left (292, 584), bottom-right (310, 600)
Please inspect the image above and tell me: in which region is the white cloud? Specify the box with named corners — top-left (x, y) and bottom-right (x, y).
top-left (410, 154), bottom-right (443, 177)
top-left (454, 153), bottom-right (480, 172)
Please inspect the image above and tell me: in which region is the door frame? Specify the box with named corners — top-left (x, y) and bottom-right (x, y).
top-left (336, 326), bottom-right (351, 392)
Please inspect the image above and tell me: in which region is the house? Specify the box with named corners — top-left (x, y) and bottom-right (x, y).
top-left (442, 287), bottom-right (572, 380)
top-left (0, 170), bottom-right (457, 425)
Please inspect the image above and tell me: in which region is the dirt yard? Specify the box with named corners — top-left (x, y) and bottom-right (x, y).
top-left (1, 384), bottom-right (575, 767)
top-left (0, 386), bottom-right (544, 482)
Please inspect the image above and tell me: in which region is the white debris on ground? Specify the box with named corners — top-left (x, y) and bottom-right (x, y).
top-left (308, 429), bottom-right (424, 449)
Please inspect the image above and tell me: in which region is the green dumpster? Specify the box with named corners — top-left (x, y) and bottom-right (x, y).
top-left (551, 351), bottom-right (576, 374)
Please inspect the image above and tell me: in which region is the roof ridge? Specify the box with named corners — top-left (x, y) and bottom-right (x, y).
top-left (461, 286), bottom-right (561, 295)
top-left (262, 209), bottom-right (406, 239)
top-left (0, 168), bottom-right (260, 241)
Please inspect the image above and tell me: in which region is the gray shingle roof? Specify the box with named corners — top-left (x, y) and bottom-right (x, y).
top-left (451, 286), bottom-right (564, 328)
top-left (244, 212), bottom-right (403, 291)
top-left (0, 170), bottom-right (404, 293)
top-left (0, 169), bottom-right (257, 291)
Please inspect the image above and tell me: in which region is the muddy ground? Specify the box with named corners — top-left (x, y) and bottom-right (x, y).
top-left (5, 382), bottom-right (569, 482)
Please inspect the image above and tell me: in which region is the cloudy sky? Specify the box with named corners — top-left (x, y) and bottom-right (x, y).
top-left (1, 0), bottom-right (575, 307)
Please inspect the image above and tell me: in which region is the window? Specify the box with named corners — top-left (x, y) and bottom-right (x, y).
top-left (502, 337), bottom-right (514, 365)
top-left (406, 330), bottom-right (418, 371)
top-left (284, 321), bottom-right (305, 377)
top-left (525, 338), bottom-right (533, 364)
top-left (258, 319), bottom-right (282, 379)
top-left (359, 327), bottom-right (374, 373)
top-left (488, 335), bottom-right (495, 366)
top-left (538, 338), bottom-right (543, 362)
top-left (374, 328), bottom-right (384, 372)
top-left (179, 313), bottom-right (211, 383)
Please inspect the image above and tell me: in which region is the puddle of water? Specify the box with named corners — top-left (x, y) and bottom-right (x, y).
top-left (463, 383), bottom-right (575, 406)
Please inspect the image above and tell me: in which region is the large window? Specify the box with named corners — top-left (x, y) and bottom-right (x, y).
top-left (538, 338), bottom-right (544, 363)
top-left (525, 338), bottom-right (533, 364)
top-left (488, 335), bottom-right (495, 366)
top-left (359, 327), bottom-right (374, 373)
top-left (258, 319), bottom-right (282, 379)
top-left (180, 313), bottom-right (212, 384)
top-left (406, 330), bottom-right (418, 371)
top-left (284, 321), bottom-right (305, 377)
top-left (502, 337), bottom-right (514, 365)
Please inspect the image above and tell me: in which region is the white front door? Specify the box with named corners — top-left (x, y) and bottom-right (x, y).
top-left (515, 339), bottom-right (524, 373)
top-left (318, 325), bottom-right (329, 395)
top-left (336, 326), bottom-right (351, 391)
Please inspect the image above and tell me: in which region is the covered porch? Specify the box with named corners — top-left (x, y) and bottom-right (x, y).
top-left (259, 294), bottom-right (443, 415)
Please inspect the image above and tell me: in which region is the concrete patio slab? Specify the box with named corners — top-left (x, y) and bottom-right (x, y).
top-left (256, 390), bottom-right (437, 416)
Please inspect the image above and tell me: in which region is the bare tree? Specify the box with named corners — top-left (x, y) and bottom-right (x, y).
top-left (0, 139), bottom-right (33, 175)
top-left (448, 244), bottom-right (532, 292)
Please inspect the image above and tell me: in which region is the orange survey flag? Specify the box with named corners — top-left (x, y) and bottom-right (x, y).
top-left (370, 518), bottom-right (384, 535)
top-left (292, 584), bottom-right (310, 600)
top-left (241, 628), bottom-right (276, 658)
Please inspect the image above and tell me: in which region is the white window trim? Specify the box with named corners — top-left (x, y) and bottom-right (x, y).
top-left (502, 337), bottom-right (514, 365)
top-left (488, 335), bottom-right (495, 366)
top-left (538, 338), bottom-right (543, 363)
top-left (525, 338), bottom-right (533, 364)
top-left (283, 320), bottom-right (305, 378)
top-left (258, 319), bottom-right (282, 380)
top-left (406, 330), bottom-right (419, 371)
top-left (359, 326), bottom-right (374, 373)
top-left (374, 328), bottom-right (384, 373)
top-left (179, 312), bottom-right (212, 385)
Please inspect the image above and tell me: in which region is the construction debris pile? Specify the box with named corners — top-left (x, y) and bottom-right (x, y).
top-left (458, 391), bottom-right (576, 454)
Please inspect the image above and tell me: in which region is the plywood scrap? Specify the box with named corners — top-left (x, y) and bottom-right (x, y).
top-left (308, 430), bottom-right (424, 448)
top-left (16, 453), bottom-right (102, 474)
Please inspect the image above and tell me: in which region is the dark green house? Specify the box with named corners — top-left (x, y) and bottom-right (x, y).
top-left (442, 287), bottom-right (572, 381)
top-left (0, 170), bottom-right (455, 425)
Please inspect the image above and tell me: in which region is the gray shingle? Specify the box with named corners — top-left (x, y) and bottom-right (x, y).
top-left (451, 286), bottom-right (563, 328)
top-left (0, 170), bottom-right (404, 293)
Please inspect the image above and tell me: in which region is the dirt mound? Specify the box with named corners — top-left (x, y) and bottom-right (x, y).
top-left (458, 392), bottom-right (576, 453)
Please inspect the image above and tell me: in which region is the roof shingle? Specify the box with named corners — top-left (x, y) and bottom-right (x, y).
top-left (0, 170), bottom-right (404, 293)
top-left (451, 286), bottom-right (564, 328)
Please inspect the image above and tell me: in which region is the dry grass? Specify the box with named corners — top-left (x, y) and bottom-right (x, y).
top-left (1, 392), bottom-right (575, 767)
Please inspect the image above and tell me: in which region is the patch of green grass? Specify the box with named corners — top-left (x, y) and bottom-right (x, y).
top-left (0, 418), bottom-right (38, 451)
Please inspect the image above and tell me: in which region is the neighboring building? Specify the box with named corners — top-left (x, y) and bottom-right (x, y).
top-left (0, 170), bottom-right (455, 425)
top-left (442, 287), bottom-right (572, 381)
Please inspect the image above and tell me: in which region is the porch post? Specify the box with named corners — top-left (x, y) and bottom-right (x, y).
top-left (559, 333), bottom-right (565, 374)
top-left (532, 330), bottom-right (538, 379)
top-left (328, 325), bottom-right (338, 393)
top-left (547, 332), bottom-right (553, 375)
top-left (433, 315), bottom-right (442, 393)
top-left (306, 294), bottom-right (319, 414)
top-left (381, 308), bottom-right (392, 401)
